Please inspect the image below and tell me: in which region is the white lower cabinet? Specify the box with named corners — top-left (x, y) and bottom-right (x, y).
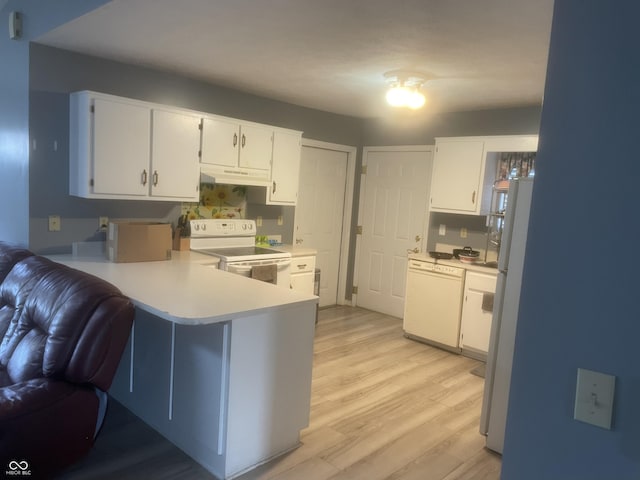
top-left (289, 255), bottom-right (316, 294)
top-left (460, 271), bottom-right (497, 359)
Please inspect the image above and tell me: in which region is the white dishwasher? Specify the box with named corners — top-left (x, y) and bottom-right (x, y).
top-left (402, 257), bottom-right (465, 352)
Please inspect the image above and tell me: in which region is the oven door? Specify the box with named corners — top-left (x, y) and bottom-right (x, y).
top-left (226, 258), bottom-right (292, 288)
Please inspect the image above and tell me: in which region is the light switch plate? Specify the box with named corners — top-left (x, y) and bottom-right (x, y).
top-left (439, 224), bottom-right (446, 236)
top-left (574, 368), bottom-right (615, 429)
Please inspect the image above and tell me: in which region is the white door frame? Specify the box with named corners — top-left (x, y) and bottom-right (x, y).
top-left (299, 138), bottom-right (357, 306)
top-left (353, 145), bottom-right (433, 308)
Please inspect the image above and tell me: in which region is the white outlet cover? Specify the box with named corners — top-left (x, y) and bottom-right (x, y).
top-left (574, 368), bottom-right (615, 430)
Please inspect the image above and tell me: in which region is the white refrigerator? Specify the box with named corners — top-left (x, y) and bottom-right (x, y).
top-left (479, 177), bottom-right (534, 454)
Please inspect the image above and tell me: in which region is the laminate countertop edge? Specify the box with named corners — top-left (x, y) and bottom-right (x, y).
top-left (47, 251), bottom-right (318, 325)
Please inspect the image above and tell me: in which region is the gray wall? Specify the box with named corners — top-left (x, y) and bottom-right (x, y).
top-left (361, 106), bottom-right (542, 145)
top-left (0, 0), bottom-right (109, 247)
top-left (502, 2), bottom-right (640, 478)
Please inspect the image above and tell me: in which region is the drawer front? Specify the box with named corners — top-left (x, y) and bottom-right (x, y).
top-left (291, 255), bottom-right (315, 274)
top-left (465, 271), bottom-right (497, 292)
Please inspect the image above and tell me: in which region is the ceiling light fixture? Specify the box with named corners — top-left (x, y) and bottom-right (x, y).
top-left (384, 71), bottom-right (428, 109)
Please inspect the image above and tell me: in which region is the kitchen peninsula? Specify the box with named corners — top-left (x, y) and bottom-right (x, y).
top-left (50, 251), bottom-right (318, 479)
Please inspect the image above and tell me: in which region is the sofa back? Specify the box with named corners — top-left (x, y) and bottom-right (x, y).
top-left (0, 242), bottom-right (33, 283)
top-left (0, 254), bottom-right (134, 391)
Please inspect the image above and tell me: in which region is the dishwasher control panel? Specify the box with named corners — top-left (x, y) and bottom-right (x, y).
top-left (408, 259), bottom-right (464, 278)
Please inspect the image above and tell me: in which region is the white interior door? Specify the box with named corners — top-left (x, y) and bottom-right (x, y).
top-left (356, 147), bottom-right (432, 318)
top-left (294, 144), bottom-right (350, 307)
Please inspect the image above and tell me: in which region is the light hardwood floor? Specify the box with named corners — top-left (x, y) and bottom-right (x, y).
top-left (58, 306), bottom-right (501, 480)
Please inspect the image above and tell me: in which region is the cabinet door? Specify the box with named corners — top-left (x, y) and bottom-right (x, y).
top-left (238, 124), bottom-right (272, 170)
top-left (460, 272), bottom-right (497, 354)
top-left (290, 255), bottom-right (315, 294)
top-left (430, 139), bottom-right (484, 213)
top-left (290, 272), bottom-right (314, 294)
top-left (93, 97), bottom-right (150, 196)
top-left (269, 131), bottom-right (301, 204)
top-left (201, 116), bottom-right (240, 167)
top-left (151, 109), bottom-right (201, 200)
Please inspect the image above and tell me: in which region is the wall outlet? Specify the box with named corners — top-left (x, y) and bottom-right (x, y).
top-left (277, 215), bottom-right (283, 226)
top-left (99, 216), bottom-right (109, 231)
top-left (439, 224), bottom-right (446, 236)
top-left (460, 227), bottom-right (468, 238)
top-left (256, 216), bottom-right (263, 227)
top-left (48, 215), bottom-right (61, 232)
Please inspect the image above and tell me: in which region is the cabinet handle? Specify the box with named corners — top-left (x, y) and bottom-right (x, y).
top-left (241, 134), bottom-right (246, 148)
top-left (272, 181), bottom-right (276, 193)
top-left (233, 133), bottom-right (238, 147)
top-left (141, 169), bottom-right (148, 186)
top-left (153, 170), bottom-right (159, 186)
top-left (298, 264), bottom-right (307, 269)
top-left (472, 190), bottom-right (476, 204)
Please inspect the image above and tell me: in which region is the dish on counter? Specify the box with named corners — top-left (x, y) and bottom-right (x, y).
top-left (428, 251), bottom-right (454, 260)
top-left (458, 246), bottom-right (480, 263)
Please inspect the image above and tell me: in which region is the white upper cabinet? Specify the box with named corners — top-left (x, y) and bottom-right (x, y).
top-left (70, 91), bottom-right (303, 203)
top-left (237, 123), bottom-right (273, 171)
top-left (200, 116), bottom-right (239, 168)
top-left (150, 108), bottom-right (201, 200)
top-left (430, 138), bottom-right (486, 214)
top-left (72, 94), bottom-right (151, 198)
top-left (70, 91), bottom-right (200, 201)
top-left (429, 135), bottom-right (538, 215)
top-left (268, 130), bottom-right (302, 205)
top-left (200, 116), bottom-right (273, 186)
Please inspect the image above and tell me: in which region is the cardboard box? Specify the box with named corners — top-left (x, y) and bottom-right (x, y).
top-left (107, 222), bottom-right (172, 263)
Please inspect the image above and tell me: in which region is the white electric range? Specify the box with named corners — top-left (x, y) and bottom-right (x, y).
top-left (190, 219), bottom-right (291, 288)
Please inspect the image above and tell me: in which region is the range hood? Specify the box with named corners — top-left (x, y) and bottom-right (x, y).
top-left (200, 164), bottom-right (270, 187)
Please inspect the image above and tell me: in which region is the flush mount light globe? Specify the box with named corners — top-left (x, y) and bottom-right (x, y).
top-left (384, 70), bottom-right (429, 109)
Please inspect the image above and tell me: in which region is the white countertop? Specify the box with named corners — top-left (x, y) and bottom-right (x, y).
top-left (48, 250), bottom-right (317, 325)
top-left (409, 252), bottom-right (499, 275)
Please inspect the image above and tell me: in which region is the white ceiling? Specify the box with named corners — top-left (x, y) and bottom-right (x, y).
top-left (36, 0), bottom-right (555, 119)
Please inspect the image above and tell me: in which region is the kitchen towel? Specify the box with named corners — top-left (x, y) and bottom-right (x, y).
top-left (251, 264), bottom-right (278, 284)
top-left (482, 292), bottom-right (494, 313)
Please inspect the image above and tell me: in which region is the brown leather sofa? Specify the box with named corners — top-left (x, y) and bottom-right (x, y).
top-left (0, 242), bottom-right (134, 476)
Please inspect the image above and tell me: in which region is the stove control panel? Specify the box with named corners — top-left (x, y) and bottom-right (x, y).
top-left (190, 219), bottom-right (256, 237)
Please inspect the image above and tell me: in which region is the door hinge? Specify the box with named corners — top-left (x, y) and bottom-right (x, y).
top-left (352, 286), bottom-right (358, 295)
top-left (361, 165), bottom-right (367, 175)
top-left (89, 179), bottom-right (94, 187)
top-left (357, 225), bottom-right (363, 235)
top-left (198, 121), bottom-right (203, 131)
top-left (90, 105), bottom-right (95, 113)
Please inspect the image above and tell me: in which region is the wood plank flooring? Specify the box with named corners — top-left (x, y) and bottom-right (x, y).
top-left (57, 306), bottom-right (501, 480)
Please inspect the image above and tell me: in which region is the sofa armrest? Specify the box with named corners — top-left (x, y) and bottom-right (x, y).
top-left (0, 378), bottom-right (99, 474)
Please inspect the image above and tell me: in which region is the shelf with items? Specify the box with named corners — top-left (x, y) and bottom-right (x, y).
top-left (484, 183), bottom-right (509, 263)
